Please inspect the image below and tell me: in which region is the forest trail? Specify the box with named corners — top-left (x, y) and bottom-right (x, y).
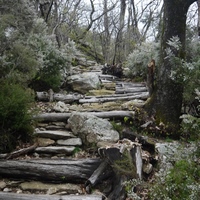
top-left (0, 67), bottom-right (150, 200)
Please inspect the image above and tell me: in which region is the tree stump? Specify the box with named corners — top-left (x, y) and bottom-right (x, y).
top-left (86, 139), bottom-right (143, 200)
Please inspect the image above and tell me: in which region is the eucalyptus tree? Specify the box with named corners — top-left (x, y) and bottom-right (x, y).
top-left (146, 0), bottom-right (198, 133)
top-left (112, 0), bottom-right (126, 64)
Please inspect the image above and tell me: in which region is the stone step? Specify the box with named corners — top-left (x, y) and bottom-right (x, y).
top-left (19, 181), bottom-right (82, 195)
top-left (57, 138), bottom-right (82, 146)
top-left (34, 130), bottom-right (75, 140)
top-left (35, 146), bottom-right (75, 155)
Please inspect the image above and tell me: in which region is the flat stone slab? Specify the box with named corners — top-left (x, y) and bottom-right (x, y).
top-left (20, 181), bottom-right (82, 194)
top-left (57, 138), bottom-right (82, 146)
top-left (34, 130), bottom-right (75, 140)
top-left (35, 146), bottom-right (75, 155)
top-left (36, 138), bottom-right (55, 147)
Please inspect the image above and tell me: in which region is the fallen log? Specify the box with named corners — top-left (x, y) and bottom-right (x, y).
top-left (115, 87), bottom-right (147, 94)
top-left (84, 92), bottom-right (146, 99)
top-left (85, 160), bottom-right (113, 191)
top-left (36, 91), bottom-right (83, 103)
top-left (79, 92), bottom-right (149, 103)
top-left (116, 82), bottom-right (146, 88)
top-left (33, 113), bottom-right (71, 122)
top-left (0, 159), bottom-right (101, 183)
top-left (0, 192), bottom-right (102, 200)
top-left (33, 111), bottom-right (136, 122)
top-left (5, 143), bottom-right (37, 160)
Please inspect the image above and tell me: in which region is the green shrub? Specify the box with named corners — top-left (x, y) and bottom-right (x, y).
top-left (28, 33), bottom-right (75, 91)
top-left (149, 158), bottom-right (200, 200)
top-left (125, 42), bottom-right (159, 79)
top-left (0, 82), bottom-right (34, 153)
top-left (149, 146), bottom-right (200, 200)
top-left (166, 37), bottom-right (200, 116)
top-left (180, 114), bottom-right (200, 141)
top-left (0, 41), bottom-right (38, 85)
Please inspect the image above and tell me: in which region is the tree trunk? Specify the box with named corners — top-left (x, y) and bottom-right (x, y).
top-left (0, 159), bottom-right (101, 183)
top-left (113, 0), bottom-right (126, 64)
top-left (146, 0), bottom-right (196, 131)
top-left (102, 0), bottom-right (111, 63)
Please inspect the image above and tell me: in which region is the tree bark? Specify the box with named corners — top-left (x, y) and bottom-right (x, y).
top-left (102, 0), bottom-right (111, 63)
top-left (0, 192), bottom-right (102, 200)
top-left (198, 0), bottom-right (200, 36)
top-left (147, 59), bottom-right (156, 96)
top-left (113, 0), bottom-right (126, 64)
top-left (97, 140), bottom-right (143, 199)
top-left (146, 0), bottom-right (197, 131)
top-left (0, 159), bottom-right (101, 183)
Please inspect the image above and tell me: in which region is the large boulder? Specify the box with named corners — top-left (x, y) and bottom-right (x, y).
top-left (67, 72), bottom-right (101, 94)
top-left (68, 112), bottom-right (119, 147)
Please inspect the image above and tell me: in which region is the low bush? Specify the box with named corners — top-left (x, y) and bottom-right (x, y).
top-left (0, 82), bottom-right (34, 153)
top-left (125, 42), bottom-right (159, 80)
top-left (180, 114), bottom-right (200, 141)
top-left (149, 149), bottom-right (200, 199)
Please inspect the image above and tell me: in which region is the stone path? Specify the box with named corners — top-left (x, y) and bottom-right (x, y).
top-left (0, 71), bottom-right (149, 199)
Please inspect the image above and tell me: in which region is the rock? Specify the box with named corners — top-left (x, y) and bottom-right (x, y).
top-left (67, 72), bottom-right (101, 94)
top-left (53, 101), bottom-right (69, 112)
top-left (37, 123), bottom-right (49, 128)
top-left (16, 189), bottom-right (23, 194)
top-left (3, 187), bottom-right (12, 192)
top-left (51, 122), bottom-right (66, 127)
top-left (121, 99), bottom-right (145, 110)
top-left (34, 130), bottom-right (75, 140)
top-left (101, 82), bottom-right (116, 90)
top-left (142, 163), bottom-right (153, 174)
top-left (96, 141), bottom-right (116, 148)
top-left (36, 138), bottom-right (55, 147)
top-left (46, 122), bottom-right (66, 130)
top-left (68, 112), bottom-right (119, 146)
top-left (20, 181), bottom-right (82, 194)
top-left (35, 146), bottom-right (75, 155)
top-left (57, 138), bottom-right (82, 146)
top-left (33, 152), bottom-right (40, 158)
top-left (0, 181), bottom-right (6, 189)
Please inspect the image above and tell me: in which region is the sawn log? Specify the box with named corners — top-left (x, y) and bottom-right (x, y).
top-left (79, 92), bottom-right (149, 103)
top-left (0, 159), bottom-right (101, 183)
top-left (33, 111), bottom-right (136, 122)
top-left (0, 192), bottom-right (102, 200)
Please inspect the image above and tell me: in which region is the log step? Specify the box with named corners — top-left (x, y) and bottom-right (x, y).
top-left (34, 111), bottom-right (136, 122)
top-left (0, 192), bottom-right (103, 200)
top-left (0, 159), bottom-right (101, 183)
top-left (116, 82), bottom-right (146, 88)
top-left (115, 87), bottom-right (148, 94)
top-left (79, 92), bottom-right (149, 103)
